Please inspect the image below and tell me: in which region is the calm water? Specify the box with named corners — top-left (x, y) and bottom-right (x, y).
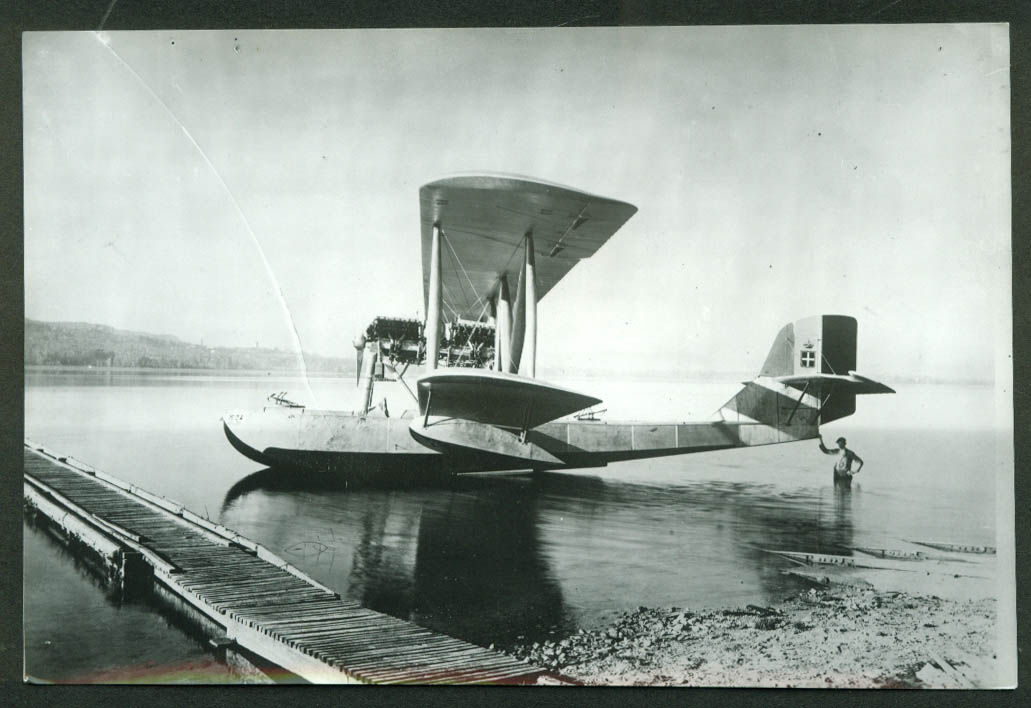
top-left (23, 369), bottom-right (1006, 681)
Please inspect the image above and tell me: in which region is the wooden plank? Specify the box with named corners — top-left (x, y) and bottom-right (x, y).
top-left (176, 555), bottom-right (272, 567)
top-left (234, 607), bottom-right (342, 626)
top-left (357, 658), bottom-right (524, 685)
top-left (98, 511), bottom-right (170, 522)
top-left (179, 565), bottom-right (289, 581)
top-left (146, 532), bottom-right (213, 542)
top-left (268, 610), bottom-right (396, 630)
top-left (235, 607), bottom-right (351, 626)
top-left (448, 666), bottom-right (545, 685)
top-left (109, 523), bottom-right (183, 533)
top-left (191, 585), bottom-right (309, 601)
top-left (289, 626), bottom-right (436, 650)
top-left (195, 582), bottom-right (311, 601)
top-left (176, 555), bottom-right (273, 568)
top-left (108, 515), bottom-right (179, 524)
top-left (326, 638), bottom-right (482, 665)
top-left (78, 494), bottom-right (147, 504)
top-left (419, 662), bottom-right (544, 684)
top-left (176, 560), bottom-right (260, 572)
top-left (356, 661), bottom-right (519, 685)
top-left (290, 628), bottom-right (431, 650)
top-left (161, 548), bottom-right (243, 560)
top-left (375, 660), bottom-right (539, 685)
top-left (178, 564), bottom-right (287, 580)
top-left (207, 589), bottom-right (331, 608)
top-left (256, 612), bottom-right (370, 630)
top-left (193, 572), bottom-right (312, 589)
top-left (303, 636), bottom-right (446, 658)
top-left (155, 544), bottom-right (230, 555)
top-left (303, 621), bottom-right (417, 640)
top-left (268, 616), bottom-right (397, 640)
top-left (141, 536), bottom-right (215, 545)
top-left (43, 489), bottom-right (115, 499)
top-left (277, 622), bottom-right (392, 641)
top-left (343, 646), bottom-right (504, 675)
top-left (181, 576), bottom-right (305, 593)
top-left (230, 599), bottom-right (350, 617)
top-left (299, 629), bottom-right (441, 653)
top-left (217, 594), bottom-right (341, 612)
top-left (33, 485), bottom-right (114, 499)
top-left (183, 582), bottom-right (312, 601)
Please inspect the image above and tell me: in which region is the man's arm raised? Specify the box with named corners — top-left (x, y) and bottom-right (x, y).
top-left (818, 435), bottom-right (837, 455)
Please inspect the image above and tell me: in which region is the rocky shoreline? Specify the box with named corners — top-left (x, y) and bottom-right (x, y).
top-left (507, 587), bottom-right (998, 688)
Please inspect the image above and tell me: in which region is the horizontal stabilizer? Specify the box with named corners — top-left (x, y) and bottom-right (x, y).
top-left (416, 369), bottom-right (601, 429)
top-left (775, 372), bottom-right (895, 395)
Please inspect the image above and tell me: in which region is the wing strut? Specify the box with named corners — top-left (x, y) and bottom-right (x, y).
top-left (505, 232), bottom-right (539, 377)
top-left (425, 224), bottom-right (442, 371)
top-left (524, 232), bottom-right (537, 377)
top-left (785, 382), bottom-right (810, 425)
top-left (495, 276), bottom-right (512, 371)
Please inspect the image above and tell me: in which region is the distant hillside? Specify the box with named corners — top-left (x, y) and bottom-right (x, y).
top-left (24, 319), bottom-right (350, 372)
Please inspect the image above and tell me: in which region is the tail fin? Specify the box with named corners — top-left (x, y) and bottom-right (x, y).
top-left (759, 315), bottom-right (856, 379)
top-left (717, 315), bottom-right (893, 441)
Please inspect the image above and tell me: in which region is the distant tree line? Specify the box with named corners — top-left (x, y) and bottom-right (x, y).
top-left (24, 318), bottom-right (350, 372)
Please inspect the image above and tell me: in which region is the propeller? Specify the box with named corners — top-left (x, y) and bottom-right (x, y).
top-left (353, 332), bottom-right (367, 387)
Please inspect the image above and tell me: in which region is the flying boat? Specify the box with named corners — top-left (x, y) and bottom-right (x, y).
top-left (222, 174), bottom-right (894, 476)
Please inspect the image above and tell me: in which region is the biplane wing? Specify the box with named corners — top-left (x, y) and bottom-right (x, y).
top-left (420, 174), bottom-right (637, 321)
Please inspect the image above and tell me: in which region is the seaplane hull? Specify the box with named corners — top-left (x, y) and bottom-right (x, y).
top-left (222, 398), bottom-right (818, 476)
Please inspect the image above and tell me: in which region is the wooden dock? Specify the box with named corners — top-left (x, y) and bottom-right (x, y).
top-left (23, 441), bottom-right (562, 684)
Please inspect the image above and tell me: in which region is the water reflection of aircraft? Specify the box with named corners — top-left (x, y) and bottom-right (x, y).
top-left (408, 480), bottom-right (567, 646)
top-left (220, 468), bottom-right (566, 647)
top-left (223, 174), bottom-right (893, 477)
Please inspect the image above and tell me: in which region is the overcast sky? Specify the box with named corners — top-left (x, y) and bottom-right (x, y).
top-left (23, 25), bottom-right (1010, 382)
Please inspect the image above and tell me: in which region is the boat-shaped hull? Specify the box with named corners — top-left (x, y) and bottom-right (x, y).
top-left (222, 402), bottom-right (817, 476)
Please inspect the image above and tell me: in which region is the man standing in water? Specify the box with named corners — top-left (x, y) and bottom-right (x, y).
top-left (819, 435), bottom-right (863, 483)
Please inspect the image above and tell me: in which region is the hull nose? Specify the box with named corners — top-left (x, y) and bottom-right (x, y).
top-left (222, 417), bottom-right (274, 465)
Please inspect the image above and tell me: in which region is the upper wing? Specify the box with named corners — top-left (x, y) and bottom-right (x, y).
top-left (420, 174), bottom-right (637, 321)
